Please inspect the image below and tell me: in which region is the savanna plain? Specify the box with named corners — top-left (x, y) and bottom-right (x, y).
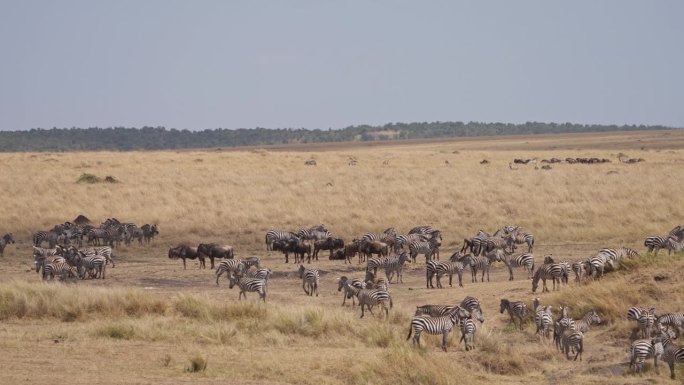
top-left (1, 130), bottom-right (684, 385)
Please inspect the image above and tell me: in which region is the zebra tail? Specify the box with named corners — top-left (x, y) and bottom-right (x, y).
top-left (390, 296), bottom-right (394, 309)
top-left (406, 324), bottom-right (413, 340)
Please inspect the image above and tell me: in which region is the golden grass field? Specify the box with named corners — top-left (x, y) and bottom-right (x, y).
top-left (1, 129), bottom-right (684, 384)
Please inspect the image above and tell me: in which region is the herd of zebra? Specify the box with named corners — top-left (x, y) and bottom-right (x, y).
top-left (6, 218), bottom-right (684, 375)
top-left (31, 216), bottom-right (159, 250)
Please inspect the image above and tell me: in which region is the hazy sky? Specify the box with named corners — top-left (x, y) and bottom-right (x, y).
top-left (1, 1), bottom-right (683, 131)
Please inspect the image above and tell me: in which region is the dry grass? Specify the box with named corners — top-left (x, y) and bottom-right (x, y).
top-left (0, 130), bottom-right (683, 384)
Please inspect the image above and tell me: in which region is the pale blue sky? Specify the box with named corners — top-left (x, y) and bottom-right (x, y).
top-left (1, 1), bottom-right (682, 131)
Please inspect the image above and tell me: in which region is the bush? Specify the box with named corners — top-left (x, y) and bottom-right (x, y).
top-left (77, 173), bottom-right (100, 183)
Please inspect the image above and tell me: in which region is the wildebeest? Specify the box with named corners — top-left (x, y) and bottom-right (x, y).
top-left (197, 243), bottom-right (234, 269)
top-left (141, 224), bottom-right (159, 244)
top-left (273, 238), bottom-right (312, 264)
top-left (330, 249), bottom-right (346, 261)
top-left (359, 240), bottom-right (388, 260)
top-left (313, 237), bottom-right (344, 260)
top-left (0, 233), bottom-right (16, 257)
top-left (168, 245), bottom-right (204, 269)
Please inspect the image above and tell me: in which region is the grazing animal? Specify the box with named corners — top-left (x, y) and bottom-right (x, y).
top-left (461, 254), bottom-right (495, 283)
top-left (500, 252), bottom-right (535, 280)
top-left (313, 237), bottom-right (344, 260)
top-left (426, 257), bottom-right (465, 288)
top-left (0, 233), bottom-right (15, 257)
top-left (534, 300), bottom-right (553, 339)
top-left (572, 310), bottom-right (601, 333)
top-left (657, 313), bottom-right (684, 338)
top-left (407, 306), bottom-right (469, 351)
top-left (264, 230), bottom-right (297, 251)
top-left (459, 316), bottom-right (478, 351)
top-left (228, 275), bottom-right (267, 302)
top-left (383, 252), bottom-right (410, 283)
top-left (168, 245), bottom-right (204, 269)
top-left (215, 259), bottom-right (249, 286)
top-left (140, 224), bottom-right (159, 244)
top-left (357, 289), bottom-right (392, 318)
top-left (198, 243), bottom-right (234, 269)
top-left (500, 299), bottom-right (527, 330)
top-left (561, 330), bottom-right (584, 361)
top-left (337, 276), bottom-right (366, 306)
top-left (409, 236), bottom-right (442, 263)
top-left (298, 265), bottom-right (320, 296)
top-left (531, 263), bottom-right (567, 292)
top-left (630, 331), bottom-right (667, 374)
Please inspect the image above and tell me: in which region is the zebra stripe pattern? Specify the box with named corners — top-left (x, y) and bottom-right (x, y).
top-left (662, 337), bottom-right (684, 379)
top-left (657, 313), bottom-right (684, 338)
top-left (532, 263), bottom-right (566, 292)
top-left (535, 304), bottom-right (553, 338)
top-left (77, 246), bottom-right (114, 267)
top-left (77, 254), bottom-right (107, 279)
top-left (383, 252), bottom-right (410, 284)
top-left (500, 299), bottom-right (526, 330)
top-left (459, 317), bottom-right (477, 351)
top-left (337, 276), bottom-right (365, 306)
top-left (460, 296), bottom-right (485, 323)
top-left (228, 275), bottom-right (267, 302)
top-left (298, 265), bottom-right (320, 296)
top-left (461, 254), bottom-right (494, 283)
top-left (357, 289), bottom-right (392, 318)
top-left (43, 261), bottom-right (77, 281)
top-left (554, 317), bottom-right (576, 351)
top-left (407, 306), bottom-right (469, 351)
top-left (409, 237), bottom-right (442, 263)
top-left (501, 253), bottom-right (535, 280)
top-left (265, 230), bottom-right (297, 250)
top-left (598, 247), bottom-right (639, 261)
top-left (426, 259), bottom-right (464, 288)
top-left (215, 259), bottom-right (247, 285)
top-left (644, 236), bottom-right (668, 255)
top-left (630, 336), bottom-right (665, 374)
top-left (561, 330), bottom-right (584, 361)
top-left (572, 310), bottom-right (601, 333)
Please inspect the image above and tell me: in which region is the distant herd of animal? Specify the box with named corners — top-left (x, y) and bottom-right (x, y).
top-left (3, 217), bottom-right (684, 377)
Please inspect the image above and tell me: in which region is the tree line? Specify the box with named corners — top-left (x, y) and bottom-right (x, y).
top-left (0, 122), bottom-right (675, 152)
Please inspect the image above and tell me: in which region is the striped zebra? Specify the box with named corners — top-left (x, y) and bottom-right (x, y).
top-left (407, 306), bottom-right (469, 351)
top-left (362, 227), bottom-right (397, 245)
top-left (534, 301), bottom-right (553, 338)
top-left (32, 230), bottom-right (59, 247)
top-left (228, 275), bottom-right (267, 302)
top-left (572, 261), bottom-right (589, 284)
top-left (298, 265), bottom-right (320, 296)
top-left (383, 252), bottom-right (410, 284)
top-left (337, 276), bottom-right (366, 306)
top-left (630, 332), bottom-right (667, 374)
top-left (414, 304), bottom-right (461, 317)
top-left (409, 236), bottom-right (442, 263)
top-left (245, 267), bottom-right (271, 281)
top-left (215, 259), bottom-right (247, 286)
top-left (357, 288), bottom-right (392, 318)
top-left (644, 236), bottom-right (669, 256)
top-left (461, 254), bottom-right (495, 283)
top-left (42, 260), bottom-right (77, 281)
top-left (0, 233), bottom-right (15, 257)
top-left (661, 335), bottom-right (684, 379)
top-left (76, 246), bottom-right (115, 267)
top-left (657, 313), bottom-right (684, 338)
top-left (459, 316), bottom-right (477, 351)
top-left (482, 235), bottom-right (515, 255)
top-left (512, 231), bottom-right (535, 253)
top-left (572, 310), bottom-right (601, 333)
top-left (76, 254), bottom-right (107, 279)
top-left (598, 246), bottom-right (639, 261)
top-left (426, 259), bottom-right (464, 288)
top-left (627, 307), bottom-right (657, 339)
top-left (366, 255), bottom-right (389, 277)
top-left (395, 233), bottom-right (428, 252)
top-left (561, 329), bottom-right (584, 361)
top-left (264, 230), bottom-right (297, 251)
top-left (500, 252), bottom-right (535, 280)
top-left (554, 317), bottom-right (576, 351)
top-left (297, 228), bottom-right (332, 241)
top-left (461, 230), bottom-right (489, 256)
top-left (531, 263), bottom-right (566, 293)
top-left (499, 299), bottom-right (527, 330)
top-left (460, 296), bottom-right (485, 323)
top-left (585, 253), bottom-right (610, 280)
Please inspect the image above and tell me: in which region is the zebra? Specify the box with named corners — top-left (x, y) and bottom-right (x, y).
top-left (415, 304), bottom-right (461, 317)
top-left (500, 299), bottom-right (527, 330)
top-left (33, 245), bottom-right (64, 258)
top-left (572, 310), bottom-right (601, 333)
top-left (228, 275), bottom-right (267, 302)
top-left (365, 255), bottom-right (389, 277)
top-left (42, 260), bottom-right (77, 281)
top-left (245, 267), bottom-right (271, 281)
top-left (572, 261), bottom-right (589, 284)
top-left (298, 265), bottom-right (319, 296)
top-left (561, 329), bottom-right (584, 361)
top-left (554, 317), bottom-right (576, 351)
top-left (584, 253), bottom-right (610, 280)
top-left (409, 236), bottom-right (442, 263)
top-left (406, 306), bottom-right (469, 351)
top-left (630, 329), bottom-right (668, 374)
top-left (408, 225), bottom-right (437, 236)
top-left (383, 252), bottom-right (410, 283)
top-left (337, 276), bottom-right (366, 306)
top-left (265, 230), bottom-right (297, 251)
top-left (664, 237), bottom-right (684, 255)
top-left (531, 263), bottom-right (566, 292)
top-left (627, 306), bottom-right (657, 339)
top-left (141, 224), bottom-right (159, 244)
top-left (76, 254), bottom-right (107, 279)
top-left (644, 226), bottom-right (682, 256)
top-left (426, 258), bottom-right (464, 288)
top-left (76, 246), bottom-right (114, 267)
top-left (512, 232), bottom-right (535, 253)
top-left (500, 252), bottom-right (535, 280)
top-left (362, 228), bottom-right (397, 246)
top-left (32, 230), bottom-right (59, 247)
top-left (657, 313), bottom-right (684, 338)
top-left (598, 247), bottom-right (639, 261)
top-left (357, 288), bottom-right (392, 318)
top-left (461, 230), bottom-right (489, 256)
top-left (460, 296), bottom-right (485, 323)
top-left (395, 233), bottom-right (428, 252)
top-left (459, 316), bottom-right (477, 351)
top-left (0, 233), bottom-right (15, 257)
top-left (661, 335), bottom-right (684, 379)
top-left (461, 253), bottom-right (495, 283)
top-left (534, 300), bottom-right (553, 338)
top-left (215, 259), bottom-right (248, 285)
top-left (297, 228), bottom-right (332, 242)
top-left (644, 236), bottom-right (668, 256)
top-left (482, 235), bottom-right (515, 255)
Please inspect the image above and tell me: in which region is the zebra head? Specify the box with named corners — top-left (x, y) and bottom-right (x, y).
top-left (337, 276), bottom-right (348, 292)
top-left (499, 299), bottom-right (510, 314)
top-left (586, 310), bottom-right (601, 325)
top-left (228, 274), bottom-right (239, 289)
top-left (470, 307), bottom-right (485, 323)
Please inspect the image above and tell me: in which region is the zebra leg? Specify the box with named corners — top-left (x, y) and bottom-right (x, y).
top-left (182, 258), bottom-right (187, 270)
top-left (441, 331), bottom-right (449, 352)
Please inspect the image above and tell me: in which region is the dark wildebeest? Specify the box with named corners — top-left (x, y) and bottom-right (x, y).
top-left (197, 243), bottom-right (234, 269)
top-left (0, 233), bottom-right (16, 257)
top-left (359, 240), bottom-right (389, 261)
top-left (169, 245), bottom-right (204, 269)
top-left (141, 224), bottom-right (159, 245)
top-left (273, 238), bottom-right (312, 264)
top-left (330, 249), bottom-right (346, 261)
top-left (313, 237), bottom-right (344, 261)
